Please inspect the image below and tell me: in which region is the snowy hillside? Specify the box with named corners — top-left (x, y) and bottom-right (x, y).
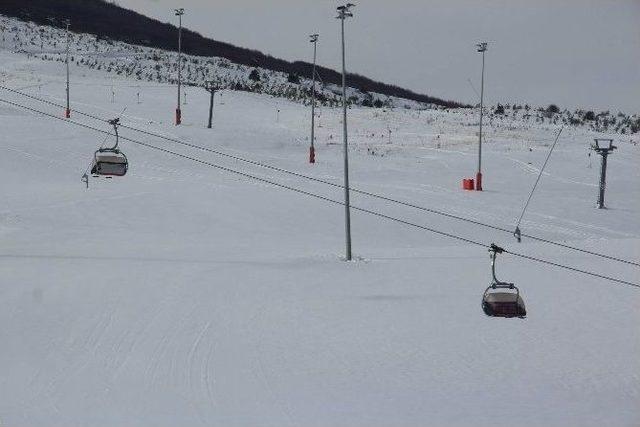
top-left (2, 14), bottom-right (639, 136)
top-left (1, 16), bottom-right (640, 427)
top-left (1, 15), bottom-right (425, 110)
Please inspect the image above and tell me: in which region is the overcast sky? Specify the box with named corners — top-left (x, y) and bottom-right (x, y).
top-left (115, 0), bottom-right (640, 113)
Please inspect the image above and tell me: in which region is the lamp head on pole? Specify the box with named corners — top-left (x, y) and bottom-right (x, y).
top-left (175, 8), bottom-right (185, 16)
top-left (476, 42), bottom-right (488, 53)
top-left (205, 80), bottom-right (219, 91)
top-left (337, 3), bottom-right (355, 19)
top-left (309, 34), bottom-right (319, 43)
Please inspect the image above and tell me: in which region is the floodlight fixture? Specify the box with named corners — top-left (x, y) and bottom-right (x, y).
top-left (336, 3), bottom-right (355, 18)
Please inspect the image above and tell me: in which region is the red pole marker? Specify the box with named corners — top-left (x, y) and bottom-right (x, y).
top-left (65, 108), bottom-right (71, 118)
top-left (309, 146), bottom-right (315, 164)
top-left (476, 172), bottom-right (483, 191)
top-left (175, 108), bottom-right (181, 125)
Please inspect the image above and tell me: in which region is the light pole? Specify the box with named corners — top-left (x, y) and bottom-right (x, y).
top-left (175, 7), bottom-right (185, 125)
top-left (337, 3), bottom-right (354, 261)
top-left (475, 41), bottom-right (487, 191)
top-left (65, 20), bottom-right (71, 118)
top-left (205, 80), bottom-right (217, 129)
top-left (309, 33), bottom-right (319, 164)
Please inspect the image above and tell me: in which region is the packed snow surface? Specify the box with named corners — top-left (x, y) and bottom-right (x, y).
top-left (1, 47), bottom-right (639, 427)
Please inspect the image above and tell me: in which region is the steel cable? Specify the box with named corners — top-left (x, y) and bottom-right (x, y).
top-left (1, 84), bottom-right (639, 269)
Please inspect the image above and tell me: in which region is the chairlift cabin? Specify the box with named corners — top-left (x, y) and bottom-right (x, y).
top-left (92, 150), bottom-right (128, 176)
top-left (91, 118), bottom-right (128, 177)
top-left (482, 244), bottom-right (526, 318)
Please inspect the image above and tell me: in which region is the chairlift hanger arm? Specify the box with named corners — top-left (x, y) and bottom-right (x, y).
top-left (489, 243), bottom-right (504, 254)
top-left (489, 244), bottom-right (503, 284)
top-left (100, 117), bottom-right (121, 150)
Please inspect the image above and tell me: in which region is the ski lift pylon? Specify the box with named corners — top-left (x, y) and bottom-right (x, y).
top-left (482, 244), bottom-right (526, 318)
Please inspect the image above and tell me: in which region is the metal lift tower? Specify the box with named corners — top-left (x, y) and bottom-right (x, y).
top-left (591, 138), bottom-right (617, 209)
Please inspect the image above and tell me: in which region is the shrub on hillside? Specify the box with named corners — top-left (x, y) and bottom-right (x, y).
top-left (248, 69), bottom-right (261, 82)
top-left (546, 104), bottom-right (560, 114)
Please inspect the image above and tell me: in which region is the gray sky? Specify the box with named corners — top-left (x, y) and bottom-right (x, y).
top-left (116, 0), bottom-right (640, 113)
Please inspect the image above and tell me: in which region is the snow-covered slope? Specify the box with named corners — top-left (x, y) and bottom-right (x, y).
top-left (1, 30), bottom-right (639, 427)
top-left (1, 15), bottom-right (425, 110)
top-left (3, 14), bottom-right (639, 135)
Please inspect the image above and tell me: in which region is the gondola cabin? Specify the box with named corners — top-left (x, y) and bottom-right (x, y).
top-left (88, 117), bottom-right (128, 178)
top-left (482, 244), bottom-right (527, 319)
top-left (482, 285), bottom-right (526, 318)
top-left (91, 149), bottom-right (128, 177)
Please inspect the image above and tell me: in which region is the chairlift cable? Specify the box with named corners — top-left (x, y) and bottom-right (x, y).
top-left (0, 97), bottom-right (485, 242)
top-left (513, 126), bottom-right (563, 242)
top-left (467, 78), bottom-right (480, 101)
top-left (1, 97), bottom-right (638, 290)
top-left (503, 249), bottom-right (639, 288)
top-left (1, 85), bottom-right (638, 268)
